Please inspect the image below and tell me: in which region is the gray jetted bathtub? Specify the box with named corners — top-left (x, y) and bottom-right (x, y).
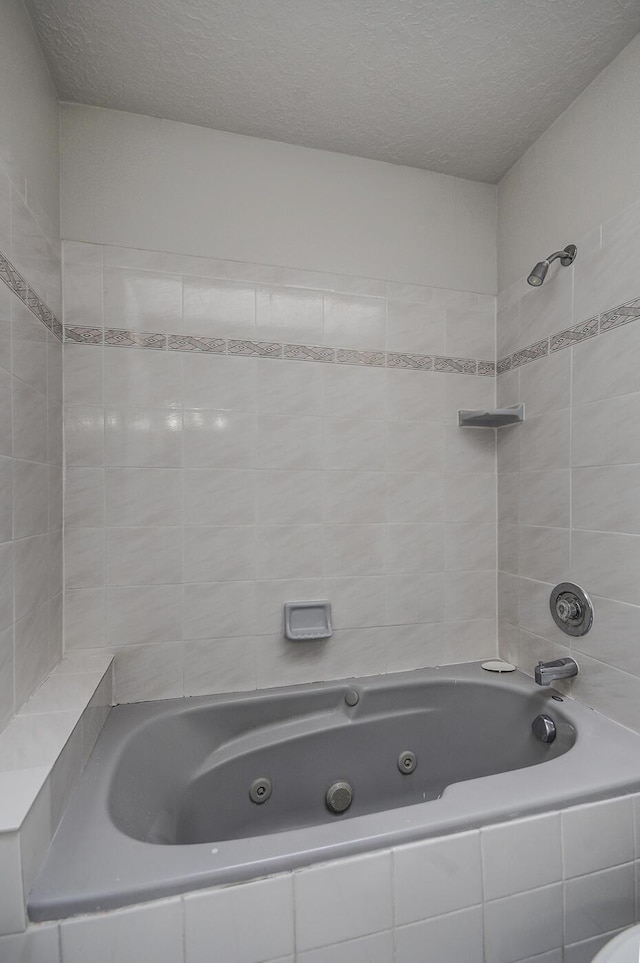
top-left (29, 662), bottom-right (640, 921)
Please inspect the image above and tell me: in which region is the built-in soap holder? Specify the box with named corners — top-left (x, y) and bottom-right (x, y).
top-left (284, 601), bottom-right (333, 641)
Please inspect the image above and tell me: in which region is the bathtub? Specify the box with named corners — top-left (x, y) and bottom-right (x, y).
top-left (29, 662), bottom-right (640, 922)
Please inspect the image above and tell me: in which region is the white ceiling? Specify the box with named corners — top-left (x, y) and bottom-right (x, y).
top-left (25, 0), bottom-right (640, 183)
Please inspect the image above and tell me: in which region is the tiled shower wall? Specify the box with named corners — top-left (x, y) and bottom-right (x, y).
top-left (0, 162), bottom-right (63, 731)
top-left (497, 195), bottom-right (640, 732)
top-left (63, 241), bottom-right (498, 702)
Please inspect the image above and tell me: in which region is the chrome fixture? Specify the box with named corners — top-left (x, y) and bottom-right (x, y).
top-left (535, 658), bottom-right (579, 686)
top-left (527, 244), bottom-right (577, 286)
top-left (531, 714), bottom-right (557, 744)
top-left (550, 582), bottom-right (593, 637)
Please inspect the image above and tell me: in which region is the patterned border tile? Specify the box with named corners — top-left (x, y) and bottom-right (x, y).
top-left (104, 329), bottom-right (167, 349)
top-left (284, 343), bottom-right (335, 363)
top-left (228, 339), bottom-right (282, 358)
top-left (386, 351), bottom-right (433, 370)
top-left (0, 252), bottom-right (27, 303)
top-left (550, 317), bottom-right (598, 352)
top-left (336, 348), bottom-right (385, 367)
top-left (0, 248), bottom-right (63, 340)
top-left (65, 325), bottom-right (103, 344)
top-left (511, 339), bottom-right (549, 368)
top-left (27, 288), bottom-right (48, 324)
top-left (477, 360), bottom-right (496, 377)
top-left (433, 356), bottom-right (476, 375)
top-left (497, 292), bottom-right (640, 376)
top-left (168, 334), bottom-right (226, 354)
top-left (600, 297), bottom-right (640, 332)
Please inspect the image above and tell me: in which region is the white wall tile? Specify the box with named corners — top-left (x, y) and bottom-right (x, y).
top-left (483, 884), bottom-right (563, 963)
top-left (395, 906), bottom-right (484, 963)
top-left (184, 875), bottom-right (293, 963)
top-left (60, 897), bottom-right (184, 963)
top-left (394, 830), bottom-right (482, 924)
top-left (482, 813), bottom-right (562, 900)
top-left (104, 267), bottom-right (182, 333)
top-left (184, 277), bottom-right (254, 339)
top-left (0, 832), bottom-right (26, 934)
top-left (107, 585), bottom-right (183, 645)
top-left (562, 798), bottom-right (634, 878)
top-left (105, 408), bottom-right (182, 468)
top-left (297, 931), bottom-right (393, 963)
top-left (564, 863), bottom-right (635, 944)
top-left (113, 642), bottom-right (184, 703)
top-left (104, 348), bottom-right (183, 409)
top-left (323, 294), bottom-right (386, 351)
top-left (294, 851), bottom-right (393, 951)
top-left (183, 637), bottom-right (256, 695)
top-left (0, 922), bottom-right (60, 962)
top-left (564, 930), bottom-right (628, 963)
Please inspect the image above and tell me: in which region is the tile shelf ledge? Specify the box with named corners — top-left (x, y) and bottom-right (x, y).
top-left (0, 653), bottom-right (113, 936)
top-left (458, 404), bottom-right (525, 428)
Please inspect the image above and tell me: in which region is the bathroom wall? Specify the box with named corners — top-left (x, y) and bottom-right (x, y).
top-left (0, 0), bottom-right (63, 732)
top-left (498, 31), bottom-right (640, 291)
top-left (496, 32), bottom-right (640, 731)
top-left (60, 106), bottom-right (500, 704)
top-left (60, 104), bottom-right (497, 295)
top-left (63, 243), bottom-right (497, 703)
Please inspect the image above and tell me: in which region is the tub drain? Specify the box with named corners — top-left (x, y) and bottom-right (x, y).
top-left (326, 781), bottom-right (352, 813)
top-left (249, 777), bottom-right (272, 804)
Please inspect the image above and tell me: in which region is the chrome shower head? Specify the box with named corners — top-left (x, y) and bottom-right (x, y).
top-left (527, 261), bottom-right (549, 286)
top-left (527, 244), bottom-right (577, 287)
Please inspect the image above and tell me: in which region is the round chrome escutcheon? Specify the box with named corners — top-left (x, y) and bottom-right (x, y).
top-left (550, 582), bottom-right (593, 637)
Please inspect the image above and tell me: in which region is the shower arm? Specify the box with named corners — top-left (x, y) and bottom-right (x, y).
top-left (544, 245), bottom-right (577, 268)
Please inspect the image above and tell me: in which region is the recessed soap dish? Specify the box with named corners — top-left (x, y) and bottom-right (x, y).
top-left (458, 404), bottom-right (524, 428)
top-left (284, 601), bottom-right (333, 641)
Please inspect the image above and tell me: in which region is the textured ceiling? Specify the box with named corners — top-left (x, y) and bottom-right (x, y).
top-left (25, 0), bottom-right (640, 183)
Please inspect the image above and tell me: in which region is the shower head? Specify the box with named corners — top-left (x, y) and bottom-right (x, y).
top-left (527, 261), bottom-right (549, 286)
top-left (527, 244), bottom-right (577, 287)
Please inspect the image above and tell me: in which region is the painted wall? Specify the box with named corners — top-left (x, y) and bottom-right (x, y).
top-left (60, 105), bottom-right (497, 296)
top-left (62, 241), bottom-right (497, 703)
top-left (498, 31), bottom-right (640, 290)
top-left (0, 0), bottom-right (60, 238)
top-left (496, 34), bottom-right (640, 732)
top-left (0, 0), bottom-right (63, 731)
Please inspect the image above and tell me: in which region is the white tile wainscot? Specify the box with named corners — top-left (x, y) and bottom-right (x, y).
top-left (0, 653), bottom-right (113, 936)
top-left (4, 792), bottom-right (640, 961)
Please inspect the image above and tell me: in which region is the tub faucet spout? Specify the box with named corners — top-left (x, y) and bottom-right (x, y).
top-left (535, 658), bottom-right (578, 686)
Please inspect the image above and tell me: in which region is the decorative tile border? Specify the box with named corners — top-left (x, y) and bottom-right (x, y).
top-left (498, 295), bottom-right (640, 373)
top-left (0, 248), bottom-right (62, 341)
top-left (65, 325), bottom-right (103, 344)
top-left (64, 324), bottom-right (495, 376)
top-left (284, 343), bottom-right (334, 363)
top-left (168, 334), bottom-right (226, 353)
top-left (511, 339), bottom-right (549, 368)
top-left (336, 348), bottom-right (385, 367)
top-left (601, 297), bottom-right (640, 332)
top-left (433, 356), bottom-right (476, 375)
top-left (550, 317), bottom-right (598, 352)
top-left (386, 351), bottom-right (433, 370)
top-left (228, 339), bottom-right (282, 358)
top-left (104, 329), bottom-right (166, 349)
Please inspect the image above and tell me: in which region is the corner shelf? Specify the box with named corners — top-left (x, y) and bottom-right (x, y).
top-left (457, 403), bottom-right (524, 428)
